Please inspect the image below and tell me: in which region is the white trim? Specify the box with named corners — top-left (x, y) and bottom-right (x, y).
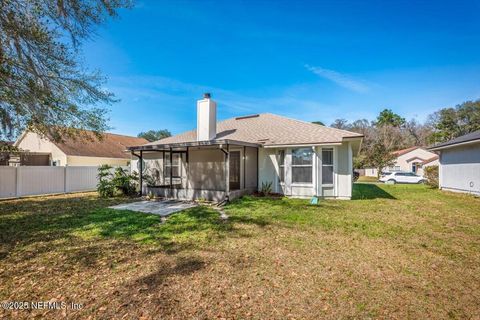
top-left (291, 183), bottom-right (313, 187)
top-left (347, 142), bottom-right (353, 196)
top-left (334, 146), bottom-right (338, 198)
top-left (430, 139), bottom-right (480, 151)
top-left (264, 142), bottom-right (342, 148)
top-left (342, 137), bottom-right (363, 142)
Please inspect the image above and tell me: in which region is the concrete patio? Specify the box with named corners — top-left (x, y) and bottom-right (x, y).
top-left (109, 200), bottom-right (197, 217)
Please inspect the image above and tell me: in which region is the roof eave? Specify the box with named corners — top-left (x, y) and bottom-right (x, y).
top-left (430, 138), bottom-right (480, 151)
top-left (128, 139), bottom-right (261, 151)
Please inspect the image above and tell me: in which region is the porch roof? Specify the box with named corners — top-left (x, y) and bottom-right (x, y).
top-left (127, 139), bottom-right (261, 151)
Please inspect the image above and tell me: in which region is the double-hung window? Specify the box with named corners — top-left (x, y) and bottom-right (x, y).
top-left (321, 148), bottom-right (334, 185)
top-left (278, 150), bottom-right (285, 183)
top-left (292, 148), bottom-right (313, 183)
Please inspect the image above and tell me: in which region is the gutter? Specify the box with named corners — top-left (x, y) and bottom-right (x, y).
top-left (430, 139), bottom-right (480, 151)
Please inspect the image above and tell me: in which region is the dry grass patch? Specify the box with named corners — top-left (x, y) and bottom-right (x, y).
top-left (0, 185), bottom-right (479, 319)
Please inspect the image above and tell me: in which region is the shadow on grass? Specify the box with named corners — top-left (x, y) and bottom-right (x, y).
top-left (0, 194), bottom-right (268, 265)
top-left (352, 183), bottom-right (396, 200)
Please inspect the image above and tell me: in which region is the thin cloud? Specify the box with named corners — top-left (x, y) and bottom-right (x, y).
top-left (305, 64), bottom-right (370, 93)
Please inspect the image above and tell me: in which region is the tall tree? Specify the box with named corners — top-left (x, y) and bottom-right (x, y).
top-left (363, 140), bottom-right (397, 178)
top-left (311, 121), bottom-right (325, 126)
top-left (138, 129), bottom-right (172, 142)
top-left (330, 118), bottom-right (349, 130)
top-left (427, 99), bottom-right (480, 143)
top-left (457, 99), bottom-right (480, 133)
top-left (375, 109), bottom-right (406, 128)
top-left (0, 0), bottom-right (131, 141)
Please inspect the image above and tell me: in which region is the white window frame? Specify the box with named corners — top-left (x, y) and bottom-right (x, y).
top-left (321, 148), bottom-right (334, 186)
top-left (291, 147), bottom-right (313, 185)
top-left (278, 149), bottom-right (285, 184)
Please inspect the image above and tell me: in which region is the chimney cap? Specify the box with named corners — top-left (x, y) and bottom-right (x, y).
top-left (203, 92), bottom-right (211, 99)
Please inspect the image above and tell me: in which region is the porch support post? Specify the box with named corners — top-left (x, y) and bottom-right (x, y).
top-left (256, 147), bottom-right (259, 191)
top-left (186, 147), bottom-right (189, 190)
top-left (169, 147), bottom-right (173, 190)
top-left (243, 146), bottom-right (246, 190)
top-left (225, 144), bottom-right (230, 199)
top-left (139, 150), bottom-right (143, 196)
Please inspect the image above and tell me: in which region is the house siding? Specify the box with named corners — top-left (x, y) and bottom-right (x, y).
top-left (16, 132), bottom-right (133, 167)
top-left (67, 155), bottom-right (129, 166)
top-left (16, 132), bottom-right (66, 165)
top-left (258, 142), bottom-right (353, 199)
top-left (439, 143), bottom-right (480, 196)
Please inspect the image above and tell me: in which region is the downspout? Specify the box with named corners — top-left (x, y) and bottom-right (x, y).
top-left (169, 147), bottom-right (173, 198)
top-left (256, 147), bottom-right (259, 192)
top-left (225, 143), bottom-right (230, 201)
top-left (132, 150), bottom-right (143, 196)
top-left (186, 146), bottom-right (189, 191)
top-left (243, 146), bottom-right (246, 190)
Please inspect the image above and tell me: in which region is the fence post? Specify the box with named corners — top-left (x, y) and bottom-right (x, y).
top-left (64, 166), bottom-right (68, 193)
top-left (15, 166), bottom-right (21, 197)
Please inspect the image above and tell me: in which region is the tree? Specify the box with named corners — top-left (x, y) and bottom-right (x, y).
top-left (375, 109), bottom-right (405, 127)
top-left (138, 129), bottom-right (172, 142)
top-left (0, 0), bottom-right (131, 141)
top-left (311, 121), bottom-right (325, 126)
top-left (404, 118), bottom-right (433, 146)
top-left (330, 119), bottom-right (349, 130)
top-left (363, 140), bottom-right (397, 178)
top-left (427, 99), bottom-right (480, 144)
top-left (457, 99), bottom-right (480, 134)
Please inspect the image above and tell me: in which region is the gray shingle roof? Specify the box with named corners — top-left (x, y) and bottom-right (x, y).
top-left (430, 130), bottom-right (480, 150)
top-left (142, 113), bottom-right (362, 147)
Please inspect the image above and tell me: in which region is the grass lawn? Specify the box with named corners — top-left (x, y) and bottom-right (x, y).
top-left (0, 184), bottom-right (479, 319)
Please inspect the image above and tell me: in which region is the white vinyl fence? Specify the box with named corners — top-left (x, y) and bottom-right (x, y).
top-left (0, 166), bottom-right (126, 199)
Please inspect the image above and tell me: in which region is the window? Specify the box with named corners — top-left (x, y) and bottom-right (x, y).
top-left (164, 153), bottom-right (181, 179)
top-left (278, 150), bottom-right (285, 183)
top-left (322, 148), bottom-right (333, 184)
top-left (292, 148), bottom-right (313, 183)
top-left (412, 163), bottom-right (419, 173)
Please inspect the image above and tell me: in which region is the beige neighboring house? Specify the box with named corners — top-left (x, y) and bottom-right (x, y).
top-left (14, 130), bottom-right (147, 166)
top-left (128, 93), bottom-right (363, 201)
top-left (364, 146), bottom-right (439, 177)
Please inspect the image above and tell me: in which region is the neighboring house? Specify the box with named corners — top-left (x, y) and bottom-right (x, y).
top-left (14, 130), bottom-right (147, 166)
top-left (364, 146), bottom-right (438, 177)
top-left (430, 130), bottom-right (480, 196)
top-left (417, 155), bottom-right (439, 177)
top-left (128, 93), bottom-right (363, 201)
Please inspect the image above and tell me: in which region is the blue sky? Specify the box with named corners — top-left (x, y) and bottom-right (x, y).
top-left (82, 0), bottom-right (480, 136)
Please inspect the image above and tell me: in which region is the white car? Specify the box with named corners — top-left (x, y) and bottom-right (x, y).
top-left (379, 172), bottom-right (425, 184)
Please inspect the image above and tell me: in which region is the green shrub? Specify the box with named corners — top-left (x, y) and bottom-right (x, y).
top-left (260, 181), bottom-right (273, 196)
top-left (424, 165), bottom-right (439, 188)
top-left (97, 165), bottom-right (138, 197)
top-left (112, 167), bottom-right (138, 196)
top-left (97, 165), bottom-right (115, 197)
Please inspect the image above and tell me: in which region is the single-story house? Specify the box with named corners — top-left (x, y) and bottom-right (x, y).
top-left (430, 130), bottom-right (480, 196)
top-left (13, 130), bottom-right (147, 166)
top-left (128, 93), bottom-right (363, 201)
top-left (364, 146), bottom-right (438, 177)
